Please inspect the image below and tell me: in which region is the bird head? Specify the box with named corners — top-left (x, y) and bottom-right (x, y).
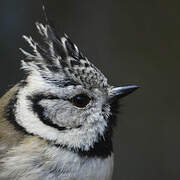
top-left (15, 23), bottom-right (138, 155)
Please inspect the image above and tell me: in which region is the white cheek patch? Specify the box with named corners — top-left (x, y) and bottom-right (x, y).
top-left (15, 75), bottom-right (109, 151)
top-left (39, 99), bottom-right (82, 128)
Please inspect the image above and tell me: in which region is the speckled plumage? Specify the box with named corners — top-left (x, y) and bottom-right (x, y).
top-left (20, 23), bottom-right (108, 90)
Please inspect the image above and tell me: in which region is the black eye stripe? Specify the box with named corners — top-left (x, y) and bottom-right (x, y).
top-left (43, 95), bottom-right (60, 100)
top-left (27, 94), bottom-right (60, 102)
top-left (27, 94), bottom-right (67, 131)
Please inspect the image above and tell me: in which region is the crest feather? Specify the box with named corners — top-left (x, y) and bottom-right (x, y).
top-left (20, 23), bottom-right (108, 89)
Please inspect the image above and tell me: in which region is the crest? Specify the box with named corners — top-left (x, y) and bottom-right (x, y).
top-left (20, 23), bottom-right (108, 89)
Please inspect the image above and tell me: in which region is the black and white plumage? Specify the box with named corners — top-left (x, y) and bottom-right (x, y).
top-left (0, 22), bottom-right (139, 180)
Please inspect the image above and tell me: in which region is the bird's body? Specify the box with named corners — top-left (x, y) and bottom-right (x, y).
top-left (0, 22), bottom-right (138, 180)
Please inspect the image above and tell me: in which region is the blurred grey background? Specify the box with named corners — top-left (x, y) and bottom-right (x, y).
top-left (0, 0), bottom-right (180, 179)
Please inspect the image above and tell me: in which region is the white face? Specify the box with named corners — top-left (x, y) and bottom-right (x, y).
top-left (16, 23), bottom-right (138, 152)
top-left (16, 74), bottom-right (112, 151)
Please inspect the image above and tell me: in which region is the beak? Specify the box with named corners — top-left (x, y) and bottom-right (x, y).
top-left (110, 85), bottom-right (139, 99)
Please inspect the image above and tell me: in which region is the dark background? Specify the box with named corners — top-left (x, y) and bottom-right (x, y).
top-left (0, 1), bottom-right (180, 179)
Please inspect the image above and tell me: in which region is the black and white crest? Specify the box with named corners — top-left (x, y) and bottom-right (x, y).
top-left (20, 23), bottom-right (108, 89)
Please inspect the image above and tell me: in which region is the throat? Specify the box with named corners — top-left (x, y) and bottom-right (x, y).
top-left (54, 129), bottom-right (113, 159)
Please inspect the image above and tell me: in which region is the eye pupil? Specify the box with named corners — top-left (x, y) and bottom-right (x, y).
top-left (71, 94), bottom-right (91, 108)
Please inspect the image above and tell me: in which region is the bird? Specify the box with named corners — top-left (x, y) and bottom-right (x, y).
top-left (0, 21), bottom-right (139, 180)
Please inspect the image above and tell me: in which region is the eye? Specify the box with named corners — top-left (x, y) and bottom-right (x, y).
top-left (71, 94), bottom-right (91, 108)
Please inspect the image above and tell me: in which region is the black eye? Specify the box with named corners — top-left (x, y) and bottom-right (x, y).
top-left (71, 94), bottom-right (91, 108)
